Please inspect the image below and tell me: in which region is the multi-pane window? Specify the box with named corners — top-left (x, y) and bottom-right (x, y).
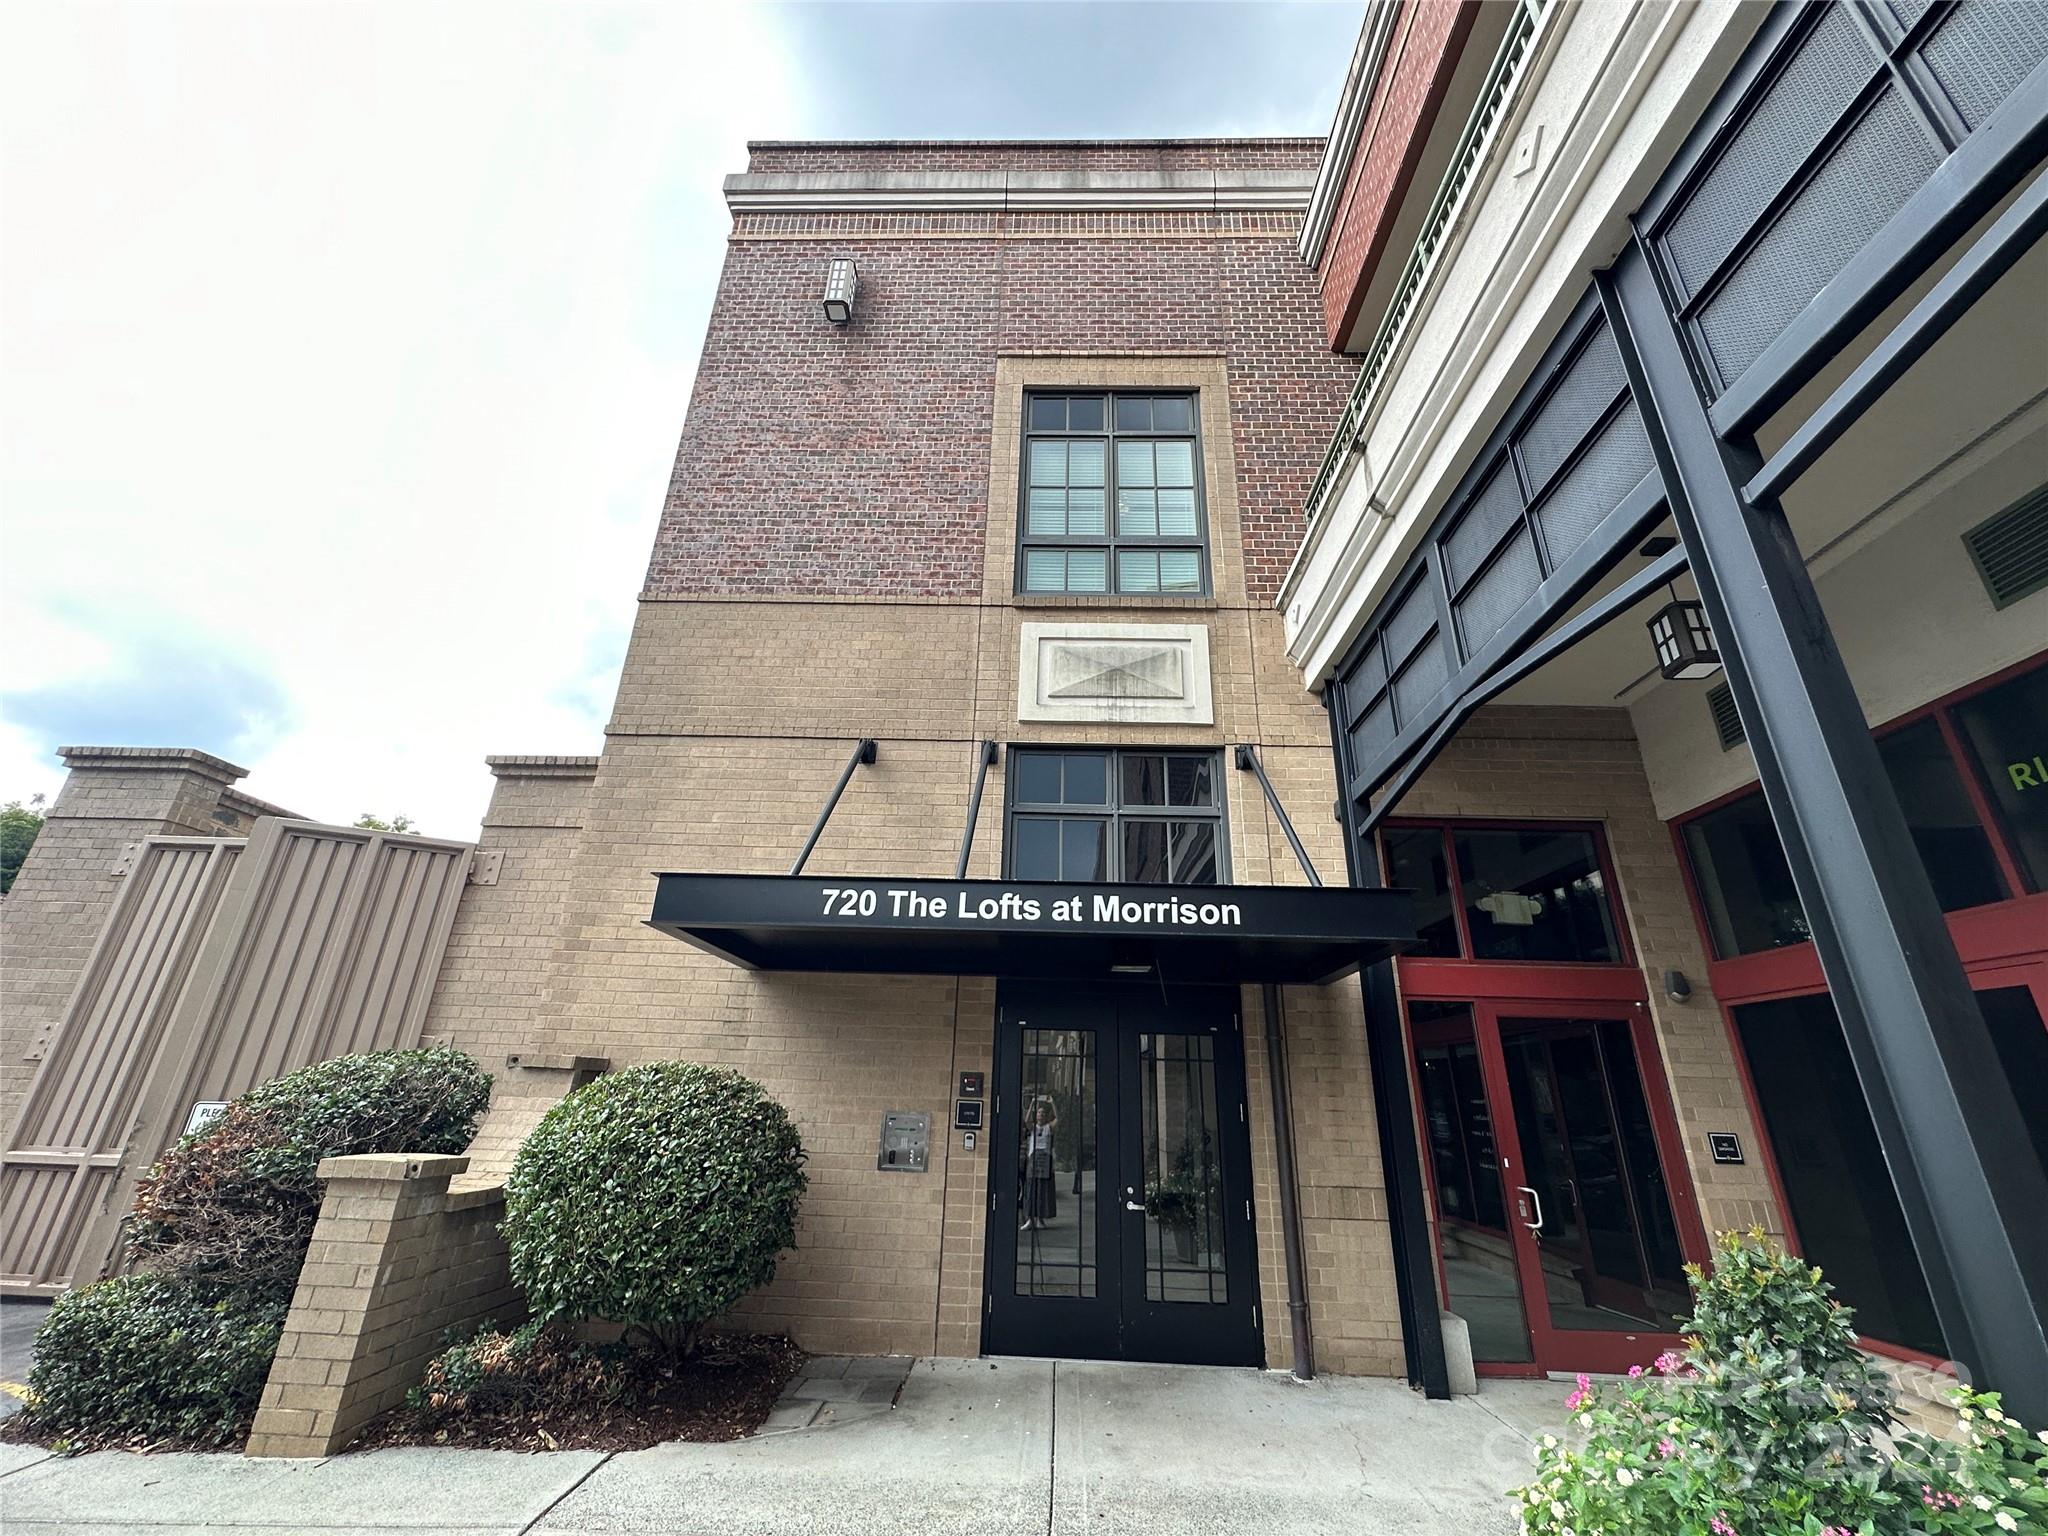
top-left (1007, 749), bottom-right (1225, 884)
top-left (1018, 393), bottom-right (1208, 596)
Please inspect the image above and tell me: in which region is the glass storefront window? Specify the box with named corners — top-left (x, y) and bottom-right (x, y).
top-left (1733, 993), bottom-right (1946, 1357)
top-left (1682, 665), bottom-right (2043, 958)
top-left (1455, 828), bottom-right (1620, 964)
top-left (1380, 824), bottom-right (1624, 963)
top-left (1382, 827), bottom-right (1461, 957)
top-left (1876, 718), bottom-right (2009, 910)
top-left (1953, 666), bottom-right (2048, 891)
top-left (1682, 796), bottom-right (1810, 959)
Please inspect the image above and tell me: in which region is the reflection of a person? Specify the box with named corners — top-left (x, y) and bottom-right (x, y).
top-left (1021, 1100), bottom-right (1059, 1230)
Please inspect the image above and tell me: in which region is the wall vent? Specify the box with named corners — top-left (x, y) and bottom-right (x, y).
top-left (1707, 682), bottom-right (1745, 751)
top-left (1964, 485), bottom-right (2048, 610)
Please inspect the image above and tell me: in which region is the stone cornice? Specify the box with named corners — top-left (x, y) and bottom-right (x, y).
top-left (723, 169), bottom-right (1313, 215)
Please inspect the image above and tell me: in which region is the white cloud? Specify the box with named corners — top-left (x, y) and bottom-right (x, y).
top-left (1, 2), bottom-right (799, 835)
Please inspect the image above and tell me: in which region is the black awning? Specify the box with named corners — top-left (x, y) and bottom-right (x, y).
top-left (647, 873), bottom-right (1415, 986)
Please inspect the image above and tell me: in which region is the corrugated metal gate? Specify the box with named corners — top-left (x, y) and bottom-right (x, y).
top-left (0, 819), bottom-right (476, 1296)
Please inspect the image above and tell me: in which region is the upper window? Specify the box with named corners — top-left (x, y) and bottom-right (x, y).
top-left (1007, 748), bottom-right (1225, 884)
top-left (1378, 822), bottom-right (1624, 965)
top-left (1017, 393), bottom-right (1208, 596)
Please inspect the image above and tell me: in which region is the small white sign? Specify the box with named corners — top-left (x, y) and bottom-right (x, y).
top-left (184, 1101), bottom-right (229, 1137)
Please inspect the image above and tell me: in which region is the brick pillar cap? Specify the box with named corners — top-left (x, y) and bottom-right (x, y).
top-left (316, 1153), bottom-right (470, 1182)
top-left (56, 745), bottom-right (249, 781)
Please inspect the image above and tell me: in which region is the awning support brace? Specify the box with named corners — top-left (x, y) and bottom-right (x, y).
top-left (955, 740), bottom-right (1001, 879)
top-left (789, 739), bottom-right (877, 876)
top-left (1234, 745), bottom-right (1322, 887)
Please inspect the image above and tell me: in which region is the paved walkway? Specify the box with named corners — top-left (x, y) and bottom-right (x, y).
top-left (0, 1359), bottom-right (1563, 1535)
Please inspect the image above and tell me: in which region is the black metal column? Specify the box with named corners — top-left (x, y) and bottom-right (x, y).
top-left (1603, 248), bottom-right (2048, 1422)
top-left (1328, 700), bottom-right (1451, 1400)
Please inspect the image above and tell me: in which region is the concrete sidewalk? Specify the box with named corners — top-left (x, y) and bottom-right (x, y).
top-left (0, 1359), bottom-right (1561, 1535)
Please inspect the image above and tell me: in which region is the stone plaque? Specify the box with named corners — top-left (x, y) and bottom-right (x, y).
top-left (1018, 621), bottom-right (1213, 724)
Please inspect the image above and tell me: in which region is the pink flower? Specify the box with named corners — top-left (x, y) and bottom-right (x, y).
top-left (1657, 1438), bottom-right (1676, 1459)
top-left (1711, 1517), bottom-right (1737, 1536)
top-left (1564, 1372), bottom-right (1593, 1412)
top-left (1654, 1350), bottom-right (1684, 1375)
top-left (1628, 1364), bottom-right (1644, 1378)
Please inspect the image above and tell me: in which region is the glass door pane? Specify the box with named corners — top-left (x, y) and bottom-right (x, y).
top-left (1017, 1028), bottom-right (1098, 1298)
top-left (1411, 1002), bottom-right (1533, 1363)
top-left (1135, 1032), bottom-right (1226, 1303)
top-left (1499, 1018), bottom-right (1689, 1335)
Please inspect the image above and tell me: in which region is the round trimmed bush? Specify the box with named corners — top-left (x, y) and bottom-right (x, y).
top-left (503, 1063), bottom-right (807, 1359)
top-left (128, 1046), bottom-right (491, 1299)
top-left (17, 1271), bottom-right (289, 1449)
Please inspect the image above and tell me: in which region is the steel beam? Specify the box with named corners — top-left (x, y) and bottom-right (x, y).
top-left (1747, 170), bottom-right (2048, 505)
top-left (1355, 546), bottom-right (1688, 837)
top-left (1604, 247), bottom-right (2048, 1422)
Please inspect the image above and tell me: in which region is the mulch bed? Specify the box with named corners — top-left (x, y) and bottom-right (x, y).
top-left (351, 1333), bottom-right (805, 1454)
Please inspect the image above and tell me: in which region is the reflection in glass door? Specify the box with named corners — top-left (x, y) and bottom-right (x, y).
top-left (1015, 1028), bottom-right (1098, 1299)
top-left (1412, 1003), bottom-right (1532, 1364)
top-left (1499, 1017), bottom-right (1690, 1342)
top-left (1409, 998), bottom-right (1703, 1374)
top-left (1135, 1032), bottom-right (1227, 1304)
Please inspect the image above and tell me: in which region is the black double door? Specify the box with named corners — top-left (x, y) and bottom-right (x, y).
top-left (984, 980), bottom-right (1261, 1367)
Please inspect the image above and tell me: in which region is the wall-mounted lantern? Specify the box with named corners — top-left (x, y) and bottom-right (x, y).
top-left (1647, 587), bottom-right (1721, 680)
top-left (822, 258), bottom-right (858, 324)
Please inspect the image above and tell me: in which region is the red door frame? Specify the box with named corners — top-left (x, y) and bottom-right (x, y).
top-left (1384, 815), bottom-right (1711, 1376)
top-left (1667, 651), bottom-right (2048, 1367)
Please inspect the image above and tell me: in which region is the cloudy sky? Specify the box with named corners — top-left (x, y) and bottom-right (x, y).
top-left (2, 1), bottom-right (1358, 837)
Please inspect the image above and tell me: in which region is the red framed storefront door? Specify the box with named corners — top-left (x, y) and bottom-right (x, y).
top-left (1407, 985), bottom-right (1706, 1376)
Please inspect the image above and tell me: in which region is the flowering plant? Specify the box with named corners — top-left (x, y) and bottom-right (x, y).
top-left (1511, 1229), bottom-right (2046, 1535)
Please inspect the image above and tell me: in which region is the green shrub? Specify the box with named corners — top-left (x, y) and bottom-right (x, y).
top-left (16, 1272), bottom-right (288, 1449)
top-left (1511, 1229), bottom-right (2048, 1535)
top-left (503, 1062), bottom-right (806, 1360)
top-left (129, 1046), bottom-right (490, 1300)
top-left (14, 1046), bottom-right (488, 1452)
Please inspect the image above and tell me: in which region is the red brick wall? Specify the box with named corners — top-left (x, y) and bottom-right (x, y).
top-left (648, 146), bottom-right (1357, 605)
top-left (1316, 0), bottom-right (1475, 347)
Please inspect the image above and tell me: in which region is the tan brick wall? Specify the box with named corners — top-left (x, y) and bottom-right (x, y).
top-left (1385, 705), bottom-right (1785, 1246)
top-left (415, 556), bottom-right (1393, 1369)
top-left (0, 748), bottom-right (295, 1138)
top-left (416, 756), bottom-right (598, 1069)
top-left (246, 1154), bottom-right (521, 1458)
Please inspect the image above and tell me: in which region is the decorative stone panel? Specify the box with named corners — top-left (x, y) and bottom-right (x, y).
top-left (1017, 621), bottom-right (1213, 724)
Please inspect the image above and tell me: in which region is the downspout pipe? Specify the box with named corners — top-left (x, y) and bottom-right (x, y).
top-left (1263, 980), bottom-right (1315, 1381)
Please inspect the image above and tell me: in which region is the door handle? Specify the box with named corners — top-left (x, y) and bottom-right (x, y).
top-left (1125, 1200), bottom-right (1147, 1213)
top-left (1517, 1184), bottom-right (1545, 1235)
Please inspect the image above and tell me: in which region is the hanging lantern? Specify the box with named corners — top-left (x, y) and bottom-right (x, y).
top-left (1647, 589), bottom-right (1721, 680)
